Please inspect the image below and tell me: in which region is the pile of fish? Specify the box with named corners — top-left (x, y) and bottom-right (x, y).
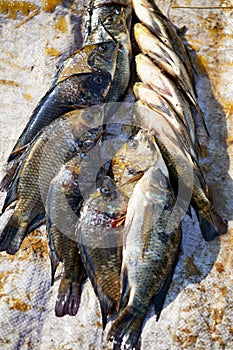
top-left (0, 0), bottom-right (228, 349)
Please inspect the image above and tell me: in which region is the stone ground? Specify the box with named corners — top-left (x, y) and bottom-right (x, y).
top-left (0, 1), bottom-right (233, 349)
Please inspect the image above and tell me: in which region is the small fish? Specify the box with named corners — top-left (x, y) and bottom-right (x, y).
top-left (0, 71), bottom-right (110, 191)
top-left (132, 0), bottom-right (208, 136)
top-left (132, 0), bottom-right (194, 82)
top-left (135, 54), bottom-right (198, 145)
top-left (46, 155), bottom-right (86, 317)
top-left (77, 175), bottom-right (127, 329)
top-left (112, 129), bottom-right (158, 198)
top-left (134, 23), bottom-right (202, 121)
top-left (134, 101), bottom-right (227, 241)
top-left (133, 82), bottom-right (196, 153)
top-left (0, 106), bottom-right (104, 255)
top-left (108, 150), bottom-right (182, 350)
top-left (84, 1), bottom-right (132, 102)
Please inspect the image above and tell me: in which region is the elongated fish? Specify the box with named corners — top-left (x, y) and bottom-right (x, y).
top-left (134, 23), bottom-right (201, 118)
top-left (1, 71), bottom-right (110, 192)
top-left (134, 101), bottom-right (227, 241)
top-left (132, 0), bottom-right (194, 82)
top-left (77, 176), bottom-right (127, 329)
top-left (133, 82), bottom-right (196, 153)
top-left (84, 1), bottom-right (132, 102)
top-left (135, 54), bottom-right (199, 143)
top-left (0, 106), bottom-right (104, 255)
top-left (132, 0), bottom-right (208, 135)
top-left (46, 155), bottom-right (86, 317)
top-left (108, 149), bottom-right (182, 350)
top-left (8, 71), bottom-right (110, 161)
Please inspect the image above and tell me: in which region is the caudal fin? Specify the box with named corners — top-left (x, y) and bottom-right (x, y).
top-left (197, 209), bottom-right (228, 241)
top-left (0, 211), bottom-right (28, 254)
top-left (107, 305), bottom-right (144, 350)
top-left (55, 278), bottom-right (81, 317)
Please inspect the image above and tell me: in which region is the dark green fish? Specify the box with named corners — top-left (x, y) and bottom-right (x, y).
top-left (84, 1), bottom-right (132, 102)
top-left (77, 176), bottom-right (127, 329)
top-left (134, 101), bottom-right (227, 241)
top-left (0, 71), bottom-right (110, 191)
top-left (46, 155), bottom-right (86, 317)
top-left (52, 41), bottom-right (118, 86)
top-left (108, 149), bottom-right (182, 350)
top-left (0, 106), bottom-right (104, 255)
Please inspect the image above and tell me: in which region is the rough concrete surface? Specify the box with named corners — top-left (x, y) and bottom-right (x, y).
top-left (0, 1), bottom-right (233, 349)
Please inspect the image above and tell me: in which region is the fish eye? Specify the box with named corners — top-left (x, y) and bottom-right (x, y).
top-left (100, 186), bottom-right (111, 196)
top-left (128, 139), bottom-right (139, 151)
top-left (92, 75), bottom-right (103, 84)
top-left (98, 43), bottom-right (107, 52)
top-left (104, 16), bottom-right (113, 25)
top-left (83, 113), bottom-right (94, 123)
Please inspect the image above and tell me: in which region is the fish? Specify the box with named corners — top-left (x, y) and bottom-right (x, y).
top-left (0, 106), bottom-right (104, 255)
top-left (84, 1), bottom-right (132, 103)
top-left (133, 82), bottom-right (196, 153)
top-left (52, 41), bottom-right (118, 86)
top-left (108, 149), bottom-right (182, 350)
top-left (135, 54), bottom-right (198, 146)
top-left (132, 0), bottom-right (208, 135)
top-left (77, 175), bottom-right (127, 329)
top-left (46, 155), bottom-right (86, 317)
top-left (134, 23), bottom-right (202, 121)
top-left (132, 0), bottom-right (194, 82)
top-left (111, 129), bottom-right (159, 198)
top-left (0, 70), bottom-right (111, 191)
top-left (134, 101), bottom-right (227, 241)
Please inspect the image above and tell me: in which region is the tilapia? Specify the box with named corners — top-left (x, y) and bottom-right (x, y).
top-left (112, 129), bottom-right (159, 198)
top-left (77, 176), bottom-right (127, 329)
top-left (46, 155), bottom-right (86, 317)
top-left (108, 149), bottom-right (182, 350)
top-left (134, 101), bottom-right (227, 240)
top-left (1, 70), bottom-right (111, 191)
top-left (135, 54), bottom-right (198, 145)
top-left (0, 106), bottom-right (104, 255)
top-left (84, 1), bottom-right (132, 102)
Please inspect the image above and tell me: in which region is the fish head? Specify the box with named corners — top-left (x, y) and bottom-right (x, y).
top-left (113, 129), bottom-right (158, 173)
top-left (78, 176), bottom-right (127, 248)
top-left (81, 70), bottom-right (112, 101)
top-left (91, 176), bottom-right (128, 216)
top-left (87, 41), bottom-right (119, 79)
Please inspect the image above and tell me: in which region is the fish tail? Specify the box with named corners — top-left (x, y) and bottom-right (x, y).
top-left (49, 249), bottom-right (59, 286)
top-left (197, 209), bottom-right (228, 242)
top-left (107, 306), bottom-right (144, 350)
top-left (55, 278), bottom-right (81, 317)
top-left (98, 291), bottom-right (115, 330)
top-left (0, 159), bottom-right (20, 192)
top-left (0, 211), bottom-right (28, 254)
